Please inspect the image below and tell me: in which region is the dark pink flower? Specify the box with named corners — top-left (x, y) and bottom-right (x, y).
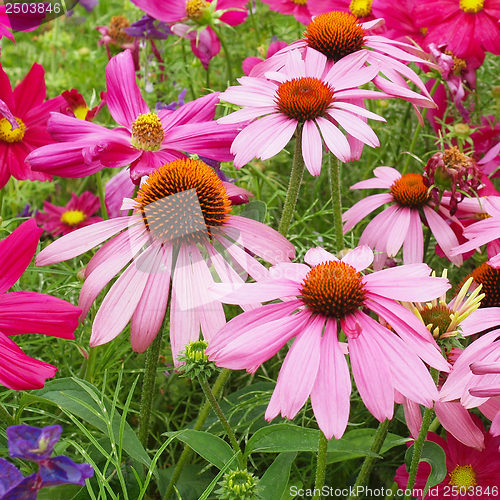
top-left (415, 0), bottom-right (500, 61)
top-left (395, 422), bottom-right (500, 498)
top-left (0, 220), bottom-right (81, 390)
top-left (0, 62), bottom-right (65, 189)
top-left (36, 192), bottom-right (103, 236)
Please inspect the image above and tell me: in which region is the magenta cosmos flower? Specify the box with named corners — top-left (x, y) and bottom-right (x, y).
top-left (415, 0), bottom-right (500, 61)
top-left (395, 423), bottom-right (500, 498)
top-left (343, 166), bottom-right (464, 267)
top-left (451, 197), bottom-right (500, 267)
top-left (36, 192), bottom-right (103, 237)
top-left (0, 220), bottom-right (80, 390)
top-left (219, 47), bottom-right (386, 174)
top-left (207, 245), bottom-right (450, 439)
top-left (250, 12), bottom-right (436, 115)
top-left (0, 5), bottom-right (14, 41)
top-left (27, 50), bottom-right (237, 182)
top-left (0, 62), bottom-right (65, 189)
top-left (36, 158), bottom-right (294, 362)
top-left (311, 0), bottom-right (377, 22)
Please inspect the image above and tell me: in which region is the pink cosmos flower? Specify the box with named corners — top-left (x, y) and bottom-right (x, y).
top-left (27, 50), bottom-right (237, 182)
top-left (415, 0), bottom-right (500, 61)
top-left (35, 192), bottom-right (103, 237)
top-left (219, 48), bottom-right (386, 174)
top-left (105, 169), bottom-right (136, 218)
top-left (131, 0), bottom-right (247, 69)
top-left (0, 219), bottom-right (81, 390)
top-left (394, 423), bottom-right (500, 498)
top-left (451, 197), bottom-right (500, 267)
top-left (207, 245), bottom-right (450, 440)
top-left (0, 62), bottom-right (64, 189)
top-left (36, 158), bottom-right (294, 362)
top-left (249, 12), bottom-right (436, 116)
top-left (342, 166), bottom-right (464, 267)
top-left (260, 0), bottom-right (316, 24)
top-left (311, 0), bottom-right (376, 23)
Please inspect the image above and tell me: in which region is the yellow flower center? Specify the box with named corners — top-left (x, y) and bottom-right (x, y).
top-left (448, 464), bottom-right (477, 487)
top-left (291, 0), bottom-right (308, 5)
top-left (349, 0), bottom-right (373, 18)
top-left (61, 210), bottom-right (87, 226)
top-left (131, 112), bottom-right (164, 151)
top-left (459, 0), bottom-right (484, 13)
top-left (186, 0), bottom-right (210, 20)
top-left (0, 117), bottom-right (26, 143)
top-left (73, 106), bottom-right (89, 120)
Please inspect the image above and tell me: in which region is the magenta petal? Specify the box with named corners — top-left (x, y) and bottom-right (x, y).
top-left (0, 219), bottom-right (41, 294)
top-left (105, 50), bottom-right (149, 128)
top-left (0, 291), bottom-right (80, 339)
top-left (310, 319), bottom-right (351, 440)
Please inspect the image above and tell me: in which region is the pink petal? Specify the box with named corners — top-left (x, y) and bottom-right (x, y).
top-left (341, 245), bottom-right (374, 272)
top-left (342, 194), bottom-right (393, 233)
top-left (304, 246), bottom-right (337, 266)
top-left (302, 120), bottom-right (323, 176)
top-left (402, 209), bottom-right (424, 264)
top-left (310, 319), bottom-right (351, 440)
top-left (315, 117), bottom-right (350, 162)
top-left (105, 50), bottom-right (149, 128)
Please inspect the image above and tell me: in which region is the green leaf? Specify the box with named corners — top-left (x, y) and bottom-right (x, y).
top-left (34, 377), bottom-right (150, 468)
top-left (260, 452), bottom-right (297, 500)
top-left (245, 424), bottom-right (408, 461)
top-left (164, 430), bottom-right (235, 470)
top-left (405, 441), bottom-right (447, 498)
top-left (240, 200), bottom-right (267, 222)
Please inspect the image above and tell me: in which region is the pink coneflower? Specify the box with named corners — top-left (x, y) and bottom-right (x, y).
top-left (342, 166), bottom-right (463, 267)
top-left (207, 245), bottom-right (450, 439)
top-left (0, 219), bottom-right (81, 390)
top-left (395, 423), bottom-right (500, 498)
top-left (451, 197), bottom-right (500, 267)
top-left (36, 192), bottom-right (103, 237)
top-left (131, 0), bottom-right (247, 69)
top-left (0, 62), bottom-right (64, 189)
top-left (36, 158), bottom-right (294, 362)
top-left (415, 0), bottom-right (500, 61)
top-left (27, 50), bottom-right (237, 182)
top-left (219, 47), bottom-right (386, 174)
top-left (250, 12), bottom-right (436, 114)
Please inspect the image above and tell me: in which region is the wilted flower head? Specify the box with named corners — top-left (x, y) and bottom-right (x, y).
top-left (424, 146), bottom-right (482, 215)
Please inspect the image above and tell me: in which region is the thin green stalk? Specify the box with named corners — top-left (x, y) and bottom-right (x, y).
top-left (95, 171), bottom-right (108, 219)
top-left (138, 327), bottom-right (164, 447)
top-left (278, 124), bottom-right (305, 237)
top-left (312, 432), bottom-right (329, 499)
top-left (347, 419), bottom-right (391, 500)
top-left (402, 79), bottom-right (441, 174)
top-left (329, 156), bottom-right (344, 253)
top-left (247, 0), bottom-right (261, 41)
top-left (84, 346), bottom-right (97, 383)
top-left (199, 377), bottom-right (245, 468)
top-left (404, 369), bottom-right (439, 499)
top-left (211, 25), bottom-right (233, 84)
top-left (163, 369), bottom-right (232, 500)
top-left (181, 40), bottom-right (196, 100)
top-left (384, 482), bottom-right (399, 500)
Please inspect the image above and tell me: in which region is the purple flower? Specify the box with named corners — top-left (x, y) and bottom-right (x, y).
top-left (125, 15), bottom-right (171, 40)
top-left (0, 425), bottom-right (94, 498)
top-left (79, 0), bottom-right (99, 12)
top-left (156, 88), bottom-right (187, 111)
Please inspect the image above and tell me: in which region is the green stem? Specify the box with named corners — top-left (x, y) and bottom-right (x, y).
top-left (138, 328), bottom-right (164, 447)
top-left (181, 40), bottom-right (196, 100)
top-left (95, 171), bottom-right (108, 220)
top-left (211, 25), bottom-right (233, 84)
top-left (247, 0), bottom-right (261, 41)
top-left (347, 419), bottom-right (391, 500)
top-left (384, 482), bottom-right (399, 500)
top-left (84, 346), bottom-right (97, 383)
top-left (402, 79), bottom-right (441, 174)
top-left (403, 407), bottom-right (434, 500)
top-left (278, 124), bottom-right (305, 237)
top-left (312, 432), bottom-right (329, 499)
top-left (329, 157), bottom-right (344, 253)
top-left (199, 377), bottom-right (245, 469)
top-left (163, 369), bottom-right (232, 500)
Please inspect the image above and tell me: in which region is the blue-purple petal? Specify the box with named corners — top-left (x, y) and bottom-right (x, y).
top-left (7, 425), bottom-right (62, 462)
top-left (39, 456), bottom-right (94, 487)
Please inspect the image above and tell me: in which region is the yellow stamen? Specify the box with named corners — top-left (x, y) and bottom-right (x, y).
top-left (349, 0), bottom-right (373, 18)
top-left (0, 117), bottom-right (26, 143)
top-left (61, 210), bottom-right (86, 226)
top-left (449, 464), bottom-right (477, 487)
top-left (459, 0), bottom-right (484, 13)
top-left (186, 0), bottom-right (210, 20)
top-left (131, 112), bottom-right (164, 151)
top-left (291, 0), bottom-right (308, 5)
